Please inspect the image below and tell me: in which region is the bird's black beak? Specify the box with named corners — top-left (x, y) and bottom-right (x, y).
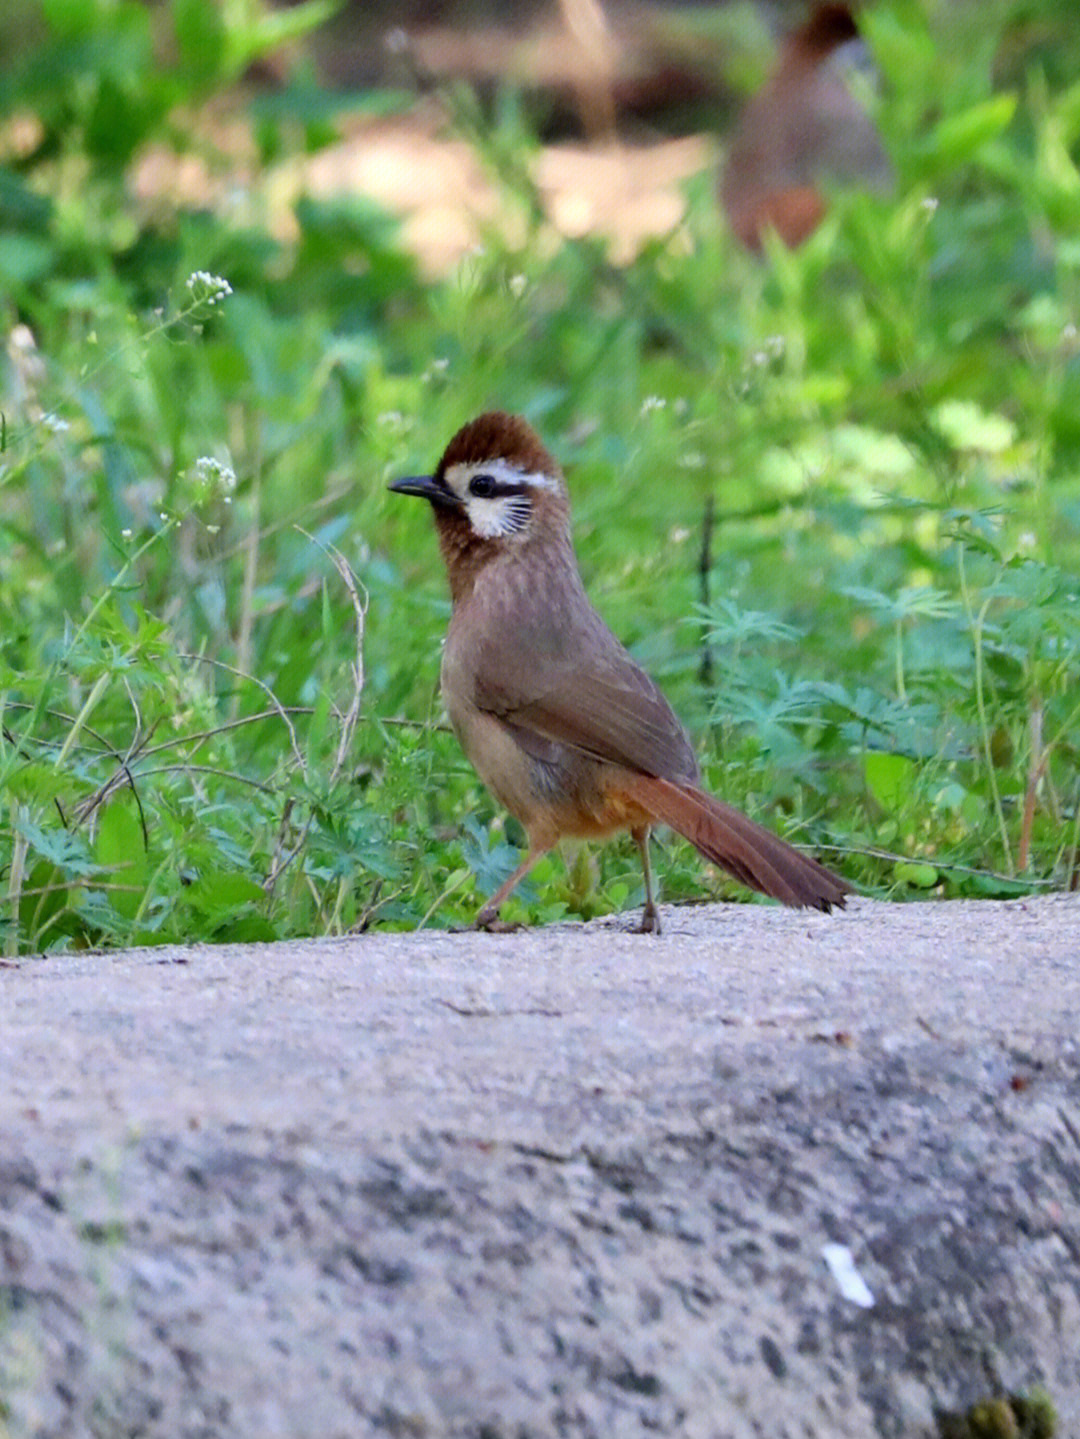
top-left (389, 474), bottom-right (442, 502)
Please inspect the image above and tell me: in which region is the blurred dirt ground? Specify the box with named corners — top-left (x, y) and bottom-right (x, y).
top-left (131, 2), bottom-right (757, 272)
top-left (133, 110), bottom-right (713, 272)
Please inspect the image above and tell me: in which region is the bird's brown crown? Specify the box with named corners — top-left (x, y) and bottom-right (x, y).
top-left (793, 4), bottom-right (860, 62)
top-left (435, 411), bottom-right (562, 484)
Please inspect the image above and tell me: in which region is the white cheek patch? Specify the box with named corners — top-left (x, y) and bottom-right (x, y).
top-left (467, 494), bottom-right (533, 539)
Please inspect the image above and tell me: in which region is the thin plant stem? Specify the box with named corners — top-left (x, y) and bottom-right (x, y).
top-left (52, 672), bottom-right (111, 772)
top-left (5, 805), bottom-right (28, 958)
top-left (234, 449), bottom-right (262, 718)
top-left (957, 544), bottom-right (1013, 874)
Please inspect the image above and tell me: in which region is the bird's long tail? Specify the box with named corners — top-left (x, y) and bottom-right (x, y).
top-left (626, 775), bottom-right (850, 912)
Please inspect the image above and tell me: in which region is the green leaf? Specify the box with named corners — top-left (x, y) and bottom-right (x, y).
top-left (16, 818), bottom-right (97, 875)
top-left (932, 400), bottom-right (1016, 455)
top-left (228, 0), bottom-right (341, 65)
top-left (0, 234), bottom-right (55, 288)
top-left (171, 0), bottom-right (226, 86)
top-left (95, 796), bottom-right (147, 919)
top-left (41, 0), bottom-right (106, 37)
top-left (893, 861), bottom-right (939, 889)
top-left (864, 751), bottom-right (916, 814)
top-left (213, 913), bottom-right (279, 943)
top-left (186, 871), bottom-right (266, 917)
top-left (4, 762), bottom-right (74, 805)
top-left (928, 94), bottom-right (1018, 168)
top-left (18, 861), bottom-right (69, 946)
top-left (0, 167), bottom-right (53, 231)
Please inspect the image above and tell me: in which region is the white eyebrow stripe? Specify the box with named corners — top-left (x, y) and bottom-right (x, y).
top-left (517, 469), bottom-right (559, 490)
top-left (445, 458), bottom-right (559, 493)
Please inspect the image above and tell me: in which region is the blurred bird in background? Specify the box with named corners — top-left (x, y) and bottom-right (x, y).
top-left (720, 3), bottom-right (893, 251)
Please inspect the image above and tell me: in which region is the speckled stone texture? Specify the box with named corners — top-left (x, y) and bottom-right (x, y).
top-left (2, 894), bottom-right (1078, 1437)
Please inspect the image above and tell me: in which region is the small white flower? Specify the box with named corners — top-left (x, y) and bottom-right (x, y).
top-left (1017, 531), bottom-right (1037, 553)
top-left (42, 412), bottom-right (69, 433)
top-left (185, 271), bottom-right (233, 306)
top-left (679, 451), bottom-right (705, 469)
top-left (920, 197), bottom-right (939, 214)
top-left (194, 455), bottom-right (237, 493)
top-left (508, 274), bottom-right (528, 298)
top-left (422, 356), bottom-right (451, 384)
top-left (669, 525), bottom-right (691, 544)
top-left (640, 395), bottom-right (666, 415)
top-left (1063, 323), bottom-right (1078, 342)
top-left (121, 527), bottom-right (133, 539)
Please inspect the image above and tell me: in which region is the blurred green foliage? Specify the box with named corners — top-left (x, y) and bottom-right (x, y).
top-left (2, 0), bottom-right (1080, 953)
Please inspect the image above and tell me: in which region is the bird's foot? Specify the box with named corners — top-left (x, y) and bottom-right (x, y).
top-left (637, 903), bottom-right (662, 936)
top-left (473, 907), bottom-right (523, 934)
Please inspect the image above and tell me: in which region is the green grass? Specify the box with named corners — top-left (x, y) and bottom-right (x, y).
top-left (2, 0), bottom-right (1080, 953)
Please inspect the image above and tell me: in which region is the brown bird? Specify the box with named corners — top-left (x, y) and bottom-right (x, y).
top-left (720, 3), bottom-right (892, 252)
top-left (390, 412), bottom-right (849, 932)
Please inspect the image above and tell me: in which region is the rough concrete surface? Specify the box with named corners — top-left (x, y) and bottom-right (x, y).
top-left (1, 893), bottom-right (1079, 1438)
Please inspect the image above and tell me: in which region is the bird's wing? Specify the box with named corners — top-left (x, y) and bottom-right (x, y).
top-left (472, 620), bottom-right (699, 783)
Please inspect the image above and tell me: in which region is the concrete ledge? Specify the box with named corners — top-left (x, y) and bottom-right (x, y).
top-left (2, 894), bottom-right (1078, 1436)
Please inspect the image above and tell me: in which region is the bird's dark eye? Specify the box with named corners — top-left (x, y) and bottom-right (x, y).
top-left (468, 473), bottom-right (496, 498)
